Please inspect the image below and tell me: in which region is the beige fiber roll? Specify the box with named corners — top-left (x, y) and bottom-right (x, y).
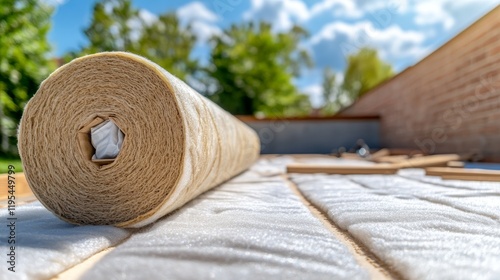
top-left (18, 52), bottom-right (260, 227)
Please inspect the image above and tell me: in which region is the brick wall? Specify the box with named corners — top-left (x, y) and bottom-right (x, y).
top-left (340, 6), bottom-right (500, 158)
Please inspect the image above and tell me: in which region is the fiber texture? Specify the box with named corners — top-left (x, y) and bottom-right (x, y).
top-left (18, 52), bottom-right (260, 227)
top-left (291, 173), bottom-right (500, 280)
top-left (81, 167), bottom-right (369, 280)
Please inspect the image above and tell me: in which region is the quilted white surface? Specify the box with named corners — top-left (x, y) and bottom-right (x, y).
top-left (81, 172), bottom-right (369, 280)
top-left (0, 202), bottom-right (130, 280)
top-left (3, 156), bottom-right (500, 280)
top-left (291, 172), bottom-right (500, 280)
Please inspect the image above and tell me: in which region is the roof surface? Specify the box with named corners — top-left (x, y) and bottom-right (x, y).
top-left (1, 155), bottom-right (500, 279)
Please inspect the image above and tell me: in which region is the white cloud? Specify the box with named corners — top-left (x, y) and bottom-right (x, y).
top-left (244, 0), bottom-right (369, 32)
top-left (280, 0), bottom-right (310, 21)
top-left (414, 2), bottom-right (454, 30)
top-left (301, 0), bottom-right (499, 76)
top-left (177, 1), bottom-right (219, 23)
top-left (241, 0), bottom-right (410, 33)
top-left (244, 0), bottom-right (309, 31)
top-left (366, 24), bottom-right (425, 56)
top-left (177, 2), bottom-right (221, 43)
top-left (411, 0), bottom-right (499, 31)
top-left (309, 0), bottom-right (498, 32)
top-left (310, 0), bottom-right (364, 19)
top-left (190, 21), bottom-right (223, 43)
top-left (365, 0), bottom-right (409, 13)
top-left (240, 0), bottom-right (499, 106)
top-left (308, 20), bottom-right (428, 70)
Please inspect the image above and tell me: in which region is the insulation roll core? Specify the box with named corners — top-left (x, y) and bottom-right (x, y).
top-left (18, 52), bottom-right (260, 227)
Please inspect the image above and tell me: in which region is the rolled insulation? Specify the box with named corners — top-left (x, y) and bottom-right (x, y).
top-left (18, 52), bottom-right (260, 227)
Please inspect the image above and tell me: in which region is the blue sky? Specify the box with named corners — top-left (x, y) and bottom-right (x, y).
top-left (46, 0), bottom-right (499, 106)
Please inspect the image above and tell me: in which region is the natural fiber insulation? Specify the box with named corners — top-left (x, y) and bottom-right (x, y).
top-left (18, 52), bottom-right (260, 227)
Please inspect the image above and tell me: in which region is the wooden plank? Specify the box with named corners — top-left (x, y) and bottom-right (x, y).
top-left (287, 154), bottom-right (464, 175)
top-left (392, 154), bottom-right (462, 169)
top-left (426, 167), bottom-right (500, 182)
top-left (370, 149), bottom-right (390, 159)
top-left (0, 173), bottom-right (32, 200)
top-left (372, 155), bottom-right (409, 164)
top-left (340, 153), bottom-right (364, 160)
top-left (441, 175), bottom-right (500, 182)
top-left (447, 161), bottom-right (465, 168)
top-left (387, 149), bottom-right (425, 156)
top-left (426, 167), bottom-right (500, 178)
top-left (286, 164), bottom-right (398, 175)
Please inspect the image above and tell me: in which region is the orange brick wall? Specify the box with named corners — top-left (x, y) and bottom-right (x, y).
top-left (340, 7), bottom-right (500, 158)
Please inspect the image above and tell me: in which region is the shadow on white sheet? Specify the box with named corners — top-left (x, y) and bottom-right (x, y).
top-left (0, 202), bottom-right (130, 280)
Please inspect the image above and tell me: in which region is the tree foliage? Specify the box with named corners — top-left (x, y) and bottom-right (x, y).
top-left (135, 13), bottom-right (197, 80)
top-left (71, 0), bottom-right (197, 80)
top-left (0, 0), bottom-right (55, 155)
top-left (321, 67), bottom-right (339, 115)
top-left (207, 22), bottom-right (313, 117)
top-left (342, 47), bottom-right (394, 102)
top-left (83, 0), bottom-right (139, 52)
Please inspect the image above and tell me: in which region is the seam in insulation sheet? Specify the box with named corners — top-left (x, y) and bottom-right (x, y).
top-left (282, 175), bottom-right (402, 280)
top-left (51, 248), bottom-right (114, 280)
top-left (51, 228), bottom-right (138, 279)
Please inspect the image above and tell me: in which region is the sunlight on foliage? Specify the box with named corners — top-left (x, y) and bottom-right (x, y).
top-left (0, 0), bottom-right (55, 155)
top-left (207, 22), bottom-right (313, 117)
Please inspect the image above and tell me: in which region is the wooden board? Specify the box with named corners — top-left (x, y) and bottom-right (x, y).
top-left (340, 153), bottom-right (365, 160)
top-left (0, 173), bottom-right (32, 200)
top-left (372, 155), bottom-right (409, 164)
top-left (440, 175), bottom-right (500, 182)
top-left (426, 167), bottom-right (500, 182)
top-left (385, 149), bottom-right (425, 156)
top-left (286, 164), bottom-right (398, 175)
top-left (370, 149), bottom-right (390, 159)
top-left (392, 154), bottom-right (462, 169)
top-left (287, 154), bottom-right (464, 175)
top-left (447, 161), bottom-right (465, 168)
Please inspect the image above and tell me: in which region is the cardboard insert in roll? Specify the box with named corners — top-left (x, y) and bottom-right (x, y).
top-left (18, 52), bottom-right (260, 227)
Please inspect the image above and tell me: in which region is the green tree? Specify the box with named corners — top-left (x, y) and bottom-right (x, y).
top-left (72, 0), bottom-right (197, 81)
top-left (342, 47), bottom-right (394, 102)
top-left (207, 22), bottom-right (313, 117)
top-left (82, 0), bottom-right (139, 53)
top-left (321, 67), bottom-right (339, 115)
top-left (0, 0), bottom-right (55, 155)
top-left (135, 13), bottom-right (197, 81)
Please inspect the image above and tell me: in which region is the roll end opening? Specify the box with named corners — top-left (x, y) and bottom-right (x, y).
top-left (78, 117), bottom-right (124, 166)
